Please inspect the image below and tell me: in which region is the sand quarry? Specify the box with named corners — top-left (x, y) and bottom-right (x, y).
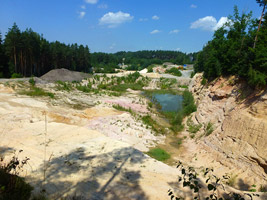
top-left (0, 80), bottom-right (183, 200)
top-left (0, 70), bottom-right (265, 200)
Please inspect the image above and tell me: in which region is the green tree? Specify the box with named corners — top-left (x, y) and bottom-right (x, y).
top-left (4, 23), bottom-right (21, 74)
top-left (254, 0), bottom-right (267, 48)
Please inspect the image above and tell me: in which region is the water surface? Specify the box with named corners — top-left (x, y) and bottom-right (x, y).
top-left (152, 93), bottom-right (183, 112)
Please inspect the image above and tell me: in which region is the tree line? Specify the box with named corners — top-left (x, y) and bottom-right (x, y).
top-left (91, 51), bottom-right (197, 73)
top-left (0, 23), bottom-right (91, 78)
top-left (0, 23), bottom-right (197, 78)
top-left (194, 2), bottom-right (267, 88)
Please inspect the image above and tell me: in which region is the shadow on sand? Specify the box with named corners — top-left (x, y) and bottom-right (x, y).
top-left (30, 146), bottom-right (149, 200)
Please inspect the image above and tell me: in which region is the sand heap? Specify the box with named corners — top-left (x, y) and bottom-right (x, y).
top-left (41, 68), bottom-right (91, 82)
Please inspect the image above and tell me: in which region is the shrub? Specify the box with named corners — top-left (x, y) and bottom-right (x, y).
top-left (11, 73), bottom-right (23, 79)
top-left (187, 117), bottom-right (202, 135)
top-left (205, 122), bottom-right (214, 136)
top-left (168, 162), bottom-right (255, 200)
top-left (147, 148), bottom-right (170, 161)
top-left (201, 78), bottom-right (207, 85)
top-left (29, 77), bottom-right (35, 86)
top-left (166, 68), bottom-right (182, 77)
top-left (182, 91), bottom-right (197, 116)
top-left (0, 151), bottom-right (33, 200)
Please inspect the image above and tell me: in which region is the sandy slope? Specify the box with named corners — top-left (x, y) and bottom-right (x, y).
top-left (0, 84), bottom-right (180, 199)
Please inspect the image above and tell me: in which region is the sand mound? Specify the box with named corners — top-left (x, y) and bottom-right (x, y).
top-left (41, 68), bottom-right (91, 82)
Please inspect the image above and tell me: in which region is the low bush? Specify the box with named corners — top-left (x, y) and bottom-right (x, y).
top-left (11, 73), bottom-right (23, 79)
top-left (205, 122), bottom-right (214, 136)
top-left (166, 68), bottom-right (182, 77)
top-left (29, 77), bottom-right (35, 86)
top-left (201, 78), bottom-right (207, 85)
top-left (0, 151), bottom-right (33, 200)
top-left (182, 91), bottom-right (197, 116)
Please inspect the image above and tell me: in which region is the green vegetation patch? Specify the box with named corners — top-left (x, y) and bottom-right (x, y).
top-left (19, 86), bottom-right (54, 98)
top-left (187, 116), bottom-right (202, 138)
top-left (112, 104), bottom-right (135, 116)
top-left (178, 85), bottom-right (188, 89)
top-left (56, 81), bottom-right (73, 91)
top-left (165, 67), bottom-right (182, 77)
top-left (205, 122), bottom-right (214, 136)
top-left (147, 148), bottom-right (170, 161)
top-left (141, 115), bottom-right (159, 133)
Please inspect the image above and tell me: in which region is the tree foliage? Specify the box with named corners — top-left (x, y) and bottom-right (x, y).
top-left (194, 6), bottom-right (267, 88)
top-left (1, 23), bottom-right (92, 78)
top-left (91, 51), bottom-right (197, 72)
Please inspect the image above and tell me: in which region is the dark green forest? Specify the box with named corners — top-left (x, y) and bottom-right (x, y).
top-left (0, 24), bottom-right (91, 78)
top-left (0, 24), bottom-right (196, 78)
top-left (91, 51), bottom-right (196, 73)
top-left (194, 2), bottom-right (267, 88)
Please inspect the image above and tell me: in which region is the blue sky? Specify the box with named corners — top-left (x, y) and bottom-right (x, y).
top-left (0, 0), bottom-right (262, 53)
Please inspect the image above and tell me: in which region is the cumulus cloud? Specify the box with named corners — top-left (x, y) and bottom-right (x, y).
top-left (214, 17), bottom-right (228, 30)
top-left (84, 0), bottom-right (98, 4)
top-left (190, 4), bottom-right (197, 8)
top-left (190, 16), bottom-right (228, 31)
top-left (152, 15), bottom-right (160, 20)
top-left (81, 5), bottom-right (86, 9)
top-left (78, 11), bottom-right (86, 19)
top-left (98, 4), bottom-right (108, 9)
top-left (169, 29), bottom-right (180, 34)
top-left (99, 11), bottom-right (134, 28)
top-left (150, 30), bottom-right (160, 34)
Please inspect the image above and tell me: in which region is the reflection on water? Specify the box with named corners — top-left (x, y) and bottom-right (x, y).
top-left (152, 93), bottom-right (183, 112)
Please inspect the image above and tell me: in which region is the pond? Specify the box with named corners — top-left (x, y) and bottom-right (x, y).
top-left (152, 93), bottom-right (183, 112)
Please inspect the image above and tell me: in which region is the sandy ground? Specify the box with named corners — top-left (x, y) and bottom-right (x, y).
top-left (0, 83), bottom-right (180, 200)
top-left (0, 80), bottom-right (264, 200)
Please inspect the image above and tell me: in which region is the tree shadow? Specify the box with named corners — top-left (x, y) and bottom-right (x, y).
top-left (237, 179), bottom-right (250, 191)
top-left (0, 147), bottom-right (14, 156)
top-left (30, 146), bottom-right (148, 200)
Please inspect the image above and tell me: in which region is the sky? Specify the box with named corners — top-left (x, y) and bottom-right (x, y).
top-left (0, 0), bottom-right (262, 53)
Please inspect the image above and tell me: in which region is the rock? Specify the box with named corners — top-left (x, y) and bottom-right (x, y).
top-left (189, 74), bottom-right (267, 186)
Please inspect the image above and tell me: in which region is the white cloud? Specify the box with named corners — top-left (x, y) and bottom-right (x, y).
top-left (98, 4), bottom-right (108, 9)
top-left (190, 4), bottom-right (197, 8)
top-left (190, 16), bottom-right (228, 31)
top-left (152, 15), bottom-right (160, 20)
top-left (150, 29), bottom-right (161, 34)
top-left (139, 18), bottom-right (148, 22)
top-left (84, 0), bottom-right (98, 4)
top-left (81, 5), bottom-right (86, 9)
top-left (99, 11), bottom-right (134, 28)
top-left (79, 11), bottom-right (86, 19)
top-left (169, 29), bottom-right (180, 34)
top-left (214, 17), bottom-right (228, 30)
top-left (175, 48), bottom-right (181, 51)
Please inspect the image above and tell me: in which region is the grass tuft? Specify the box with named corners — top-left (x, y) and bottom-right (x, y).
top-left (147, 148), bottom-right (170, 161)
